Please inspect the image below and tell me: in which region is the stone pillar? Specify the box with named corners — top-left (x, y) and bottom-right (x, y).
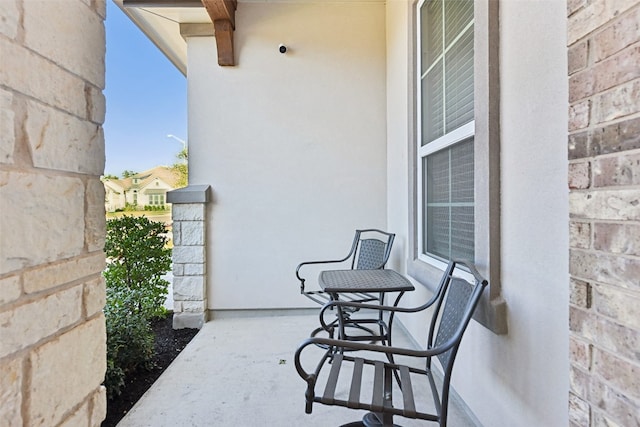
top-left (0, 0), bottom-right (107, 425)
top-left (167, 185), bottom-right (211, 329)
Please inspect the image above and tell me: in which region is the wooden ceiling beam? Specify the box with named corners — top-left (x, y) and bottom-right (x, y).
top-left (201, 0), bottom-right (237, 66)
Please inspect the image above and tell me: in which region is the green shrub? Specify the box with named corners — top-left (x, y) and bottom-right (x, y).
top-left (104, 289), bottom-right (155, 398)
top-left (104, 215), bottom-right (171, 320)
top-left (143, 205), bottom-right (168, 212)
top-left (103, 215), bottom-right (172, 398)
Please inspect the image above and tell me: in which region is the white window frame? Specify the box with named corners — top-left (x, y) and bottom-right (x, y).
top-left (416, 0), bottom-right (476, 271)
top-left (417, 122), bottom-right (475, 271)
top-left (148, 193), bottom-right (165, 205)
top-left (408, 0), bottom-right (506, 334)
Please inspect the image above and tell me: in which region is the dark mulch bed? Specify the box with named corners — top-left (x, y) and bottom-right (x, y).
top-left (101, 316), bottom-right (199, 427)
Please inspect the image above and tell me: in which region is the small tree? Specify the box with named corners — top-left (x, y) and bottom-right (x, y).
top-left (104, 215), bottom-right (172, 320)
top-left (171, 147), bottom-right (188, 188)
top-left (103, 216), bottom-right (172, 398)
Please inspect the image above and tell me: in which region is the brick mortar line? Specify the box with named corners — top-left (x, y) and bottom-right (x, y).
top-left (588, 219), bottom-right (640, 225)
top-left (14, 0), bottom-right (26, 44)
top-left (2, 320), bottom-right (105, 426)
top-left (0, 32), bottom-right (105, 90)
top-left (569, 38), bottom-right (640, 74)
top-left (0, 162), bottom-right (105, 182)
top-left (22, 354), bottom-right (31, 426)
top-left (568, 356), bottom-right (591, 372)
top-left (0, 278), bottom-right (99, 319)
top-left (52, 388), bottom-right (99, 427)
top-left (568, 75), bottom-right (640, 106)
top-left (589, 345), bottom-right (640, 386)
top-left (568, 275), bottom-right (640, 297)
top-left (590, 407), bottom-right (639, 427)
top-left (567, 112), bottom-right (640, 138)
top-left (568, 146), bottom-right (640, 162)
top-left (573, 178), bottom-right (640, 187)
top-left (568, 186), bottom-right (640, 194)
top-left (568, 279), bottom-right (640, 297)
top-left (567, 58), bottom-right (640, 91)
top-left (569, 246), bottom-right (640, 259)
top-left (0, 251), bottom-right (106, 295)
top-left (569, 379), bottom-right (640, 422)
top-left (0, 251), bottom-right (104, 282)
top-left (569, 265), bottom-right (640, 284)
top-left (567, 2), bottom-right (640, 47)
top-left (0, 314), bottom-right (100, 367)
top-left (568, 333), bottom-right (592, 344)
top-left (569, 108), bottom-right (640, 122)
top-left (0, 82), bottom-right (105, 128)
top-left (583, 184), bottom-right (640, 191)
top-left (569, 333), bottom-right (640, 371)
top-left (591, 38), bottom-right (640, 65)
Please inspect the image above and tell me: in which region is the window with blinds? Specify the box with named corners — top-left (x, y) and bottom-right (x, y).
top-left (423, 138), bottom-right (474, 261)
top-left (418, 0), bottom-right (475, 263)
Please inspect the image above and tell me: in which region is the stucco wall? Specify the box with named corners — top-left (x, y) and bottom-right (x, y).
top-left (0, 0), bottom-right (107, 425)
top-left (187, 1), bottom-right (387, 310)
top-left (385, 1), bottom-right (569, 426)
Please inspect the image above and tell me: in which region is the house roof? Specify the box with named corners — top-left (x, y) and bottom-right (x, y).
top-left (103, 166), bottom-right (181, 192)
top-left (103, 179), bottom-right (125, 194)
top-left (115, 0), bottom-right (385, 72)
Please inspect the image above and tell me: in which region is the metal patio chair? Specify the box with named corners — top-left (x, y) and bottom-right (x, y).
top-left (296, 229), bottom-right (395, 340)
top-left (294, 260), bottom-right (488, 427)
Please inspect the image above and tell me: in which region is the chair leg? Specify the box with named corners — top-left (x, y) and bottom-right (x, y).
top-left (339, 412), bottom-right (402, 427)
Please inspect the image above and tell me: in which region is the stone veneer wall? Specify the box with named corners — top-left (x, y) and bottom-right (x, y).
top-left (567, 0), bottom-right (640, 425)
top-left (167, 185), bottom-right (210, 329)
top-left (0, 1), bottom-right (107, 426)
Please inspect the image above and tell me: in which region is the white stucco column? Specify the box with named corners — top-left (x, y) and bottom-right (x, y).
top-left (167, 185), bottom-right (211, 329)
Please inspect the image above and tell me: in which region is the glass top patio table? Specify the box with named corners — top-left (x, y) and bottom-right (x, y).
top-left (318, 269), bottom-right (415, 293)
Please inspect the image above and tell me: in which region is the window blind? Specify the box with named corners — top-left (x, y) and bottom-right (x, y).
top-left (424, 137), bottom-right (474, 261)
top-left (421, 0), bottom-right (474, 146)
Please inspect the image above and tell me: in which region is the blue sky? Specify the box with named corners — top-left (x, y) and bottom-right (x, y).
top-left (104, 1), bottom-right (187, 177)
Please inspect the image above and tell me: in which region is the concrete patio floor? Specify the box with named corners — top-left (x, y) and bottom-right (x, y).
top-left (117, 312), bottom-right (480, 427)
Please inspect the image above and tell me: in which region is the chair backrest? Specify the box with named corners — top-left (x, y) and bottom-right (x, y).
top-left (426, 260), bottom-right (487, 376)
top-left (350, 229), bottom-right (395, 270)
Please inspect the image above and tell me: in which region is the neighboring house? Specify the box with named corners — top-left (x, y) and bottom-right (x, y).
top-left (116, 1), bottom-right (640, 427)
top-left (103, 166), bottom-right (181, 212)
top-left (103, 178), bottom-right (126, 212)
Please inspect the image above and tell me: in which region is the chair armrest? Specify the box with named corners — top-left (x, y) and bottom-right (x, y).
top-left (318, 291), bottom-right (442, 331)
top-left (316, 260), bottom-right (458, 328)
top-left (294, 335), bottom-right (459, 381)
top-left (296, 258), bottom-right (351, 278)
top-left (295, 257), bottom-right (353, 288)
top-left (322, 298), bottom-right (437, 314)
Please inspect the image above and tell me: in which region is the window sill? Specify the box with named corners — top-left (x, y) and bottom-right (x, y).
top-left (407, 257), bottom-right (508, 335)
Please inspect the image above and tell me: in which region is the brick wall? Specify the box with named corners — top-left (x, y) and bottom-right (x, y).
top-left (567, 1), bottom-right (640, 426)
top-left (0, 0), bottom-right (107, 426)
